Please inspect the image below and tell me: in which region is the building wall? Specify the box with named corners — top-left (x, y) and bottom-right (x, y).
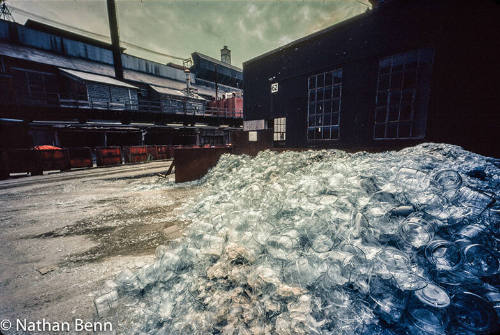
top-left (87, 82), bottom-right (138, 108)
top-left (121, 54), bottom-right (195, 82)
top-left (0, 20), bottom-right (194, 83)
top-left (0, 20), bottom-right (114, 65)
top-left (159, 96), bottom-right (184, 114)
top-left (243, 0), bottom-right (500, 156)
top-left (191, 53), bottom-right (243, 88)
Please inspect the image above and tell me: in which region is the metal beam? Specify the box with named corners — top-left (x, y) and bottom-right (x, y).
top-left (106, 0), bottom-right (123, 80)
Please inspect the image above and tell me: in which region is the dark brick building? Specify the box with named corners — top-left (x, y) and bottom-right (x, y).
top-left (243, 0), bottom-right (500, 157)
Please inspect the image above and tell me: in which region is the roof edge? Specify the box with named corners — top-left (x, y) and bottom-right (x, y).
top-left (191, 52), bottom-right (242, 72)
top-left (243, 9), bottom-right (371, 66)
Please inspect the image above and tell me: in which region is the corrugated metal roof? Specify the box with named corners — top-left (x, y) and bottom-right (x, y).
top-left (124, 70), bottom-right (186, 90)
top-left (0, 42), bottom-right (217, 98)
top-left (60, 68), bottom-right (138, 89)
top-left (0, 42), bottom-right (116, 76)
top-left (150, 85), bottom-right (206, 101)
top-left (150, 85), bottom-right (186, 97)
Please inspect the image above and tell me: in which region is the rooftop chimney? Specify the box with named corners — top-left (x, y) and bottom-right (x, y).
top-left (221, 46), bottom-right (231, 65)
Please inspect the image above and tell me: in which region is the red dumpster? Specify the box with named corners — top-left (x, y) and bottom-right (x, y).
top-left (68, 147), bottom-right (93, 169)
top-left (34, 146), bottom-right (70, 172)
top-left (124, 146), bottom-right (148, 163)
top-left (96, 147), bottom-right (122, 166)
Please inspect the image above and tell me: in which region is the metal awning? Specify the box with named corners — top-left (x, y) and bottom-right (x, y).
top-left (59, 68), bottom-right (138, 89)
top-left (150, 85), bottom-right (186, 98)
top-left (150, 85), bottom-right (206, 101)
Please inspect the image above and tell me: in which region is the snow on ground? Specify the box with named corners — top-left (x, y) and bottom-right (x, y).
top-left (101, 143), bottom-right (500, 334)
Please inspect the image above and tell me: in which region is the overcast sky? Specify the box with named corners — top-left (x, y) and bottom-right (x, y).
top-left (9, 0), bottom-right (369, 68)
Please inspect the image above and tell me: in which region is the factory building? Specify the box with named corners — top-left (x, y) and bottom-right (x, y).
top-left (0, 18), bottom-right (243, 148)
top-left (242, 0), bottom-right (499, 157)
top-left (191, 48), bottom-right (243, 90)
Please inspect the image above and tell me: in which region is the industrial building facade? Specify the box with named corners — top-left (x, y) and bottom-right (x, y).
top-left (243, 0), bottom-right (500, 157)
top-left (0, 18), bottom-right (243, 149)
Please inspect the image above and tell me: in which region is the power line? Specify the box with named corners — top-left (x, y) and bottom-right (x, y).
top-left (121, 41), bottom-right (186, 61)
top-left (354, 0), bottom-right (371, 8)
top-left (9, 5), bottom-right (188, 62)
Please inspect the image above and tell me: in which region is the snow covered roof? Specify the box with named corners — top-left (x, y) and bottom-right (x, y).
top-left (59, 68), bottom-right (138, 89)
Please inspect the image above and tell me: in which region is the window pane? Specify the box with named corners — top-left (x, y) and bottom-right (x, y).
top-left (398, 122), bottom-right (411, 137)
top-left (309, 102), bottom-right (316, 114)
top-left (324, 100), bottom-right (332, 114)
top-left (331, 126), bottom-right (339, 139)
top-left (375, 107), bottom-right (387, 123)
top-left (391, 72), bottom-right (403, 89)
top-left (316, 115), bottom-right (323, 126)
top-left (325, 86), bottom-right (333, 100)
top-left (308, 114), bottom-right (315, 126)
top-left (390, 90), bottom-right (401, 105)
top-left (402, 90), bottom-right (414, 104)
top-left (374, 124), bottom-right (385, 138)
top-left (309, 76), bottom-right (316, 89)
top-left (324, 112), bottom-right (332, 125)
top-left (376, 91), bottom-right (388, 106)
top-left (323, 127), bottom-right (331, 139)
top-left (333, 86), bottom-right (341, 98)
top-left (310, 90), bottom-right (316, 101)
top-left (403, 70), bottom-right (417, 89)
top-left (400, 104), bottom-right (412, 121)
top-left (307, 127), bottom-right (315, 140)
top-left (333, 99), bottom-right (340, 113)
top-left (387, 123), bottom-right (398, 138)
top-left (379, 74), bottom-right (390, 90)
top-left (333, 70), bottom-right (342, 84)
top-left (393, 54), bottom-right (405, 72)
top-left (325, 72), bottom-right (332, 86)
top-left (379, 58), bottom-right (391, 74)
top-left (317, 74), bottom-right (324, 87)
top-left (317, 102), bottom-right (324, 113)
top-left (388, 105), bottom-right (399, 121)
top-left (332, 112), bottom-right (340, 125)
top-left (317, 88), bottom-right (324, 101)
top-left (315, 127), bottom-right (322, 139)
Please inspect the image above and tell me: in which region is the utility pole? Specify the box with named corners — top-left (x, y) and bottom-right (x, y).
top-left (0, 0), bottom-right (15, 22)
top-left (214, 64), bottom-right (219, 101)
top-left (106, 0), bottom-right (123, 80)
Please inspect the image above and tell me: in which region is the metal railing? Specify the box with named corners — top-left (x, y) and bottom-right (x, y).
top-left (1, 94), bottom-right (243, 119)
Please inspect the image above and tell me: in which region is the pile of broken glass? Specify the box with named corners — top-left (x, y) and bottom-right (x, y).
top-left (96, 143), bottom-right (500, 335)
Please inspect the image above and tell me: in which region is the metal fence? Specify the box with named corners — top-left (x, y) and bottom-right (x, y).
top-left (1, 94), bottom-right (243, 119)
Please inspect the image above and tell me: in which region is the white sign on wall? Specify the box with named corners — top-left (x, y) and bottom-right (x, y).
top-left (271, 82), bottom-right (279, 93)
top-left (248, 131), bottom-right (258, 142)
top-left (243, 119), bottom-right (267, 131)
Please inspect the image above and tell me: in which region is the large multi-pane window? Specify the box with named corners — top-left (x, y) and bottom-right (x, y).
top-left (273, 117), bottom-right (286, 141)
top-left (374, 49), bottom-right (434, 139)
top-left (307, 69), bottom-right (342, 141)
